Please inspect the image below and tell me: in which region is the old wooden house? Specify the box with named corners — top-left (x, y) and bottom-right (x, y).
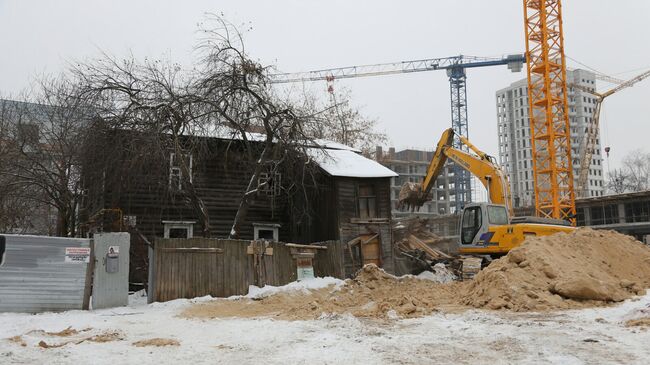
top-left (81, 132), bottom-right (398, 284)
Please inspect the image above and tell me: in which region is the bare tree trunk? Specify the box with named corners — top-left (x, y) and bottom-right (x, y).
top-left (185, 181), bottom-right (211, 237)
top-left (229, 143), bottom-right (271, 239)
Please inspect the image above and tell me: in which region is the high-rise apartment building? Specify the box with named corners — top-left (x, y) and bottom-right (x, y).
top-left (496, 69), bottom-right (605, 207)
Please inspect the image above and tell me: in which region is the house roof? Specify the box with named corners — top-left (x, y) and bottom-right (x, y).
top-left (204, 127), bottom-right (397, 178)
top-left (308, 147), bottom-right (398, 178)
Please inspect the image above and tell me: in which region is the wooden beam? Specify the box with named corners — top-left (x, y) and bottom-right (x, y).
top-left (160, 247), bottom-right (224, 253)
top-left (285, 243), bottom-right (328, 250)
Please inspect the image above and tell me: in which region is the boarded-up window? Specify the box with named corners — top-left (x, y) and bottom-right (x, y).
top-left (358, 184), bottom-right (376, 219)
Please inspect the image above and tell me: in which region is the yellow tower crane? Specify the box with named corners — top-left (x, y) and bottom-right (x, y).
top-left (523, 0), bottom-right (576, 224)
top-left (575, 69), bottom-right (650, 197)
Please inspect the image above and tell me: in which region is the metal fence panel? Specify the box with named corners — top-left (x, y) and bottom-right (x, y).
top-left (0, 234), bottom-right (91, 313)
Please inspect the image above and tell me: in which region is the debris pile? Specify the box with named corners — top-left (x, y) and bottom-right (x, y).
top-left (393, 216), bottom-right (456, 260)
top-left (462, 228), bottom-right (650, 311)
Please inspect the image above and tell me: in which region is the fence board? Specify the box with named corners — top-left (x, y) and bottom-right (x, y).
top-left (152, 238), bottom-right (343, 301)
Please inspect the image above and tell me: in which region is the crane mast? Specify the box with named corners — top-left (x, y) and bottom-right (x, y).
top-left (523, 0), bottom-right (576, 223)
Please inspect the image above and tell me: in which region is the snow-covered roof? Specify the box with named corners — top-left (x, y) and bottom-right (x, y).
top-left (312, 139), bottom-right (362, 153)
top-left (308, 147), bottom-right (398, 178)
top-left (201, 128), bottom-right (396, 178)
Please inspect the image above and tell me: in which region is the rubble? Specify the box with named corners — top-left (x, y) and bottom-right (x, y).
top-left (393, 216), bottom-right (457, 260)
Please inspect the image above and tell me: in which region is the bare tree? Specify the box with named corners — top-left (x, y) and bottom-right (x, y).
top-left (194, 16), bottom-right (324, 238)
top-left (73, 52), bottom-right (216, 236)
top-left (606, 169), bottom-right (627, 194)
top-left (0, 99), bottom-right (48, 233)
top-left (0, 78), bottom-right (92, 236)
top-left (303, 87), bottom-right (387, 155)
top-left (74, 16), bottom-right (324, 239)
top-left (606, 149), bottom-right (650, 194)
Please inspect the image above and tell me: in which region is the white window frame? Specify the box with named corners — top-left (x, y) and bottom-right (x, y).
top-left (258, 171), bottom-right (281, 197)
top-left (163, 220), bottom-right (196, 239)
top-left (169, 152), bottom-right (193, 190)
top-left (253, 223), bottom-right (280, 242)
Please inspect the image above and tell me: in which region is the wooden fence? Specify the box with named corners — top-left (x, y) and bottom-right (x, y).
top-left (151, 238), bottom-right (343, 302)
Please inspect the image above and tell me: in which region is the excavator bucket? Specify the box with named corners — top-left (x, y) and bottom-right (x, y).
top-left (398, 182), bottom-right (428, 211)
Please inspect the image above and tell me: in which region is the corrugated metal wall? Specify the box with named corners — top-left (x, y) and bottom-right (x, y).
top-left (0, 234), bottom-right (91, 313)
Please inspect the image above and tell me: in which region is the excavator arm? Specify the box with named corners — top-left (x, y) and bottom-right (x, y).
top-left (399, 128), bottom-right (512, 214)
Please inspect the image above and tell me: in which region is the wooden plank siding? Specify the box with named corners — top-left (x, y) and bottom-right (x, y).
top-left (335, 177), bottom-right (394, 277)
top-left (152, 238), bottom-right (342, 302)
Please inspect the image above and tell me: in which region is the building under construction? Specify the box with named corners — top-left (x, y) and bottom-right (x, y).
top-left (496, 69), bottom-right (605, 207)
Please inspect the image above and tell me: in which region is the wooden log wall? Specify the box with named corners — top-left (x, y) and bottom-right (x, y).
top-left (152, 238), bottom-right (343, 302)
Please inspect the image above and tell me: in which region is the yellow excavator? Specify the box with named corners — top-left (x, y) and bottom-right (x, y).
top-left (399, 128), bottom-right (573, 257)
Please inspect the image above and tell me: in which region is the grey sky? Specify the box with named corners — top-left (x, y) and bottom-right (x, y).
top-left (1, 0), bottom-right (649, 172)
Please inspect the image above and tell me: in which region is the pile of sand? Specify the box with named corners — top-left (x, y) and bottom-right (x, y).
top-left (182, 265), bottom-right (463, 320)
top-left (132, 338), bottom-right (180, 347)
top-left (462, 228), bottom-right (650, 311)
top-left (182, 228), bottom-right (650, 319)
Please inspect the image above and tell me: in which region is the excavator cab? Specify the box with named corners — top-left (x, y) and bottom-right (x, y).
top-left (459, 202), bottom-right (509, 247)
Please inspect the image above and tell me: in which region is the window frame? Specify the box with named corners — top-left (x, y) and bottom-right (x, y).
top-left (258, 171), bottom-right (282, 197)
top-left (162, 220), bottom-right (195, 239)
top-left (357, 183), bottom-right (377, 219)
top-left (169, 152), bottom-right (193, 191)
top-left (461, 206), bottom-right (482, 245)
top-left (253, 223), bottom-right (280, 242)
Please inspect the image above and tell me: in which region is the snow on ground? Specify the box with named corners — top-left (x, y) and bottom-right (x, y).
top-left (1, 290), bottom-right (649, 365)
top-left (244, 276), bottom-right (343, 299)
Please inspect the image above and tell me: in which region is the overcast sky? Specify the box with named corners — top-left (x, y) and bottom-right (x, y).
top-left (1, 0), bottom-right (649, 172)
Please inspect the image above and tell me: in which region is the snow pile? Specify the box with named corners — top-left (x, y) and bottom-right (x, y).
top-left (462, 228), bottom-right (650, 311)
top-left (244, 277), bottom-right (343, 299)
top-left (416, 263), bottom-right (457, 284)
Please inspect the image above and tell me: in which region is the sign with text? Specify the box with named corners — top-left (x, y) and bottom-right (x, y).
top-left (65, 247), bottom-right (91, 263)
